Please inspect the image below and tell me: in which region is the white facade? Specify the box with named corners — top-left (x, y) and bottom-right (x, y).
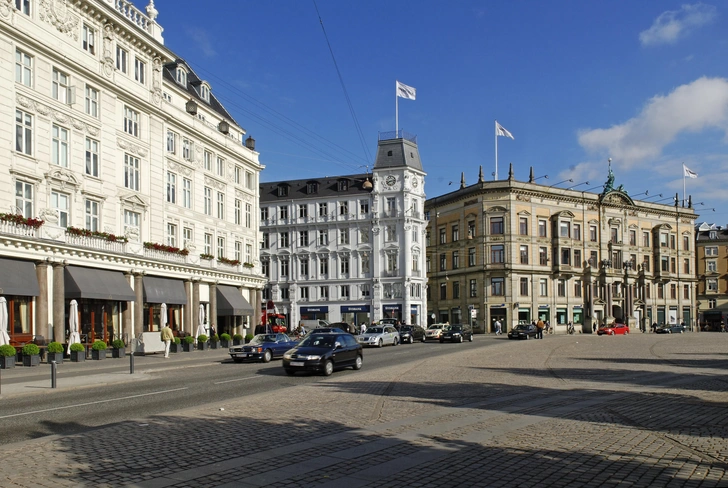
top-left (0, 0), bottom-right (265, 345)
top-left (260, 133), bottom-right (428, 328)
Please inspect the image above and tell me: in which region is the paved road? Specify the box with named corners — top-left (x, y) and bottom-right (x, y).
top-left (0, 333), bottom-right (726, 487)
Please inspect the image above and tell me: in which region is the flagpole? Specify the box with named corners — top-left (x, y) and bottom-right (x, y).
top-left (395, 84), bottom-right (399, 136)
top-left (682, 163), bottom-right (686, 207)
top-left (494, 120), bottom-right (498, 180)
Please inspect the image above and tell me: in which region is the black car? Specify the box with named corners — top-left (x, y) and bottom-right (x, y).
top-left (655, 324), bottom-right (687, 334)
top-left (508, 324), bottom-right (538, 340)
top-left (282, 332), bottom-right (363, 376)
top-left (398, 325), bottom-right (426, 344)
top-left (439, 324), bottom-right (474, 343)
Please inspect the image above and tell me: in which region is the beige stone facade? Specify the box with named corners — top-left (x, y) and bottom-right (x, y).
top-left (695, 224), bottom-right (728, 331)
top-left (425, 166), bottom-right (697, 333)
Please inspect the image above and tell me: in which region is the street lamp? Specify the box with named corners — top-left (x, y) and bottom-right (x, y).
top-left (644, 193), bottom-right (663, 201)
top-left (532, 175), bottom-right (549, 182)
top-left (632, 190), bottom-right (649, 198)
top-left (549, 178), bottom-right (573, 187)
top-left (567, 181), bottom-right (589, 190)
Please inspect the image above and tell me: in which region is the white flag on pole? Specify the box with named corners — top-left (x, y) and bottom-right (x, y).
top-left (496, 121), bottom-right (514, 139)
top-left (396, 81), bottom-right (416, 100)
top-left (683, 164), bottom-right (698, 179)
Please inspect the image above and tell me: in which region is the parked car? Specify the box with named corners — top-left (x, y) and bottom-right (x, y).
top-left (328, 322), bottom-right (357, 334)
top-left (398, 325), bottom-right (426, 344)
top-left (655, 324), bottom-right (687, 334)
top-left (508, 324), bottom-right (538, 340)
top-left (358, 325), bottom-right (399, 347)
top-left (378, 318), bottom-right (398, 326)
top-left (229, 333), bottom-right (299, 363)
top-left (282, 332), bottom-right (362, 376)
top-left (597, 323), bottom-right (630, 335)
top-left (440, 324), bottom-right (474, 343)
top-left (310, 327), bottom-right (347, 334)
top-left (425, 324), bottom-right (447, 340)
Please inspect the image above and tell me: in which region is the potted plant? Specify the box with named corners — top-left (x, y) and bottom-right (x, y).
top-left (46, 341), bottom-right (64, 364)
top-left (170, 337), bottom-right (181, 353)
top-left (197, 334), bottom-right (208, 351)
top-left (91, 340), bottom-right (107, 360)
top-left (220, 333), bottom-right (231, 348)
top-left (245, 333), bottom-right (254, 344)
top-left (0, 344), bottom-right (16, 369)
top-left (210, 333), bottom-right (220, 349)
top-left (70, 343), bottom-right (85, 362)
top-left (22, 343), bottom-right (41, 367)
top-left (182, 335), bottom-right (195, 352)
top-left (111, 339), bottom-right (126, 358)
top-left (233, 333), bottom-right (243, 346)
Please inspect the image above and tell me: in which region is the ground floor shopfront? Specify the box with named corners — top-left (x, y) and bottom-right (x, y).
top-left (0, 257), bottom-right (260, 348)
top-left (293, 302), bottom-right (425, 328)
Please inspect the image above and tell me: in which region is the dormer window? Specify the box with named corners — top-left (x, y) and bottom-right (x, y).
top-left (175, 67), bottom-right (187, 86)
top-left (277, 184), bottom-right (289, 197)
top-left (338, 179), bottom-right (349, 191)
top-left (710, 230), bottom-right (717, 239)
top-left (307, 181), bottom-right (318, 194)
top-left (199, 83), bottom-right (210, 102)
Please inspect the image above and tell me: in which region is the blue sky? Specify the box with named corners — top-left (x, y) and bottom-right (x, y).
top-left (150, 1), bottom-right (728, 226)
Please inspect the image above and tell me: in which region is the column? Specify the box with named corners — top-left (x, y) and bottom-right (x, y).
top-left (193, 280), bottom-right (200, 336)
top-left (123, 272), bottom-right (133, 343)
top-left (134, 273), bottom-right (144, 339)
top-left (253, 288), bottom-right (261, 329)
top-left (209, 282), bottom-right (217, 335)
top-left (606, 281), bottom-right (613, 321)
top-left (35, 261), bottom-right (49, 340)
top-left (184, 279), bottom-right (192, 334)
top-left (52, 262), bottom-right (65, 343)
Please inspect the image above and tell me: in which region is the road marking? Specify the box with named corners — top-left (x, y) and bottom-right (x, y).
top-left (214, 376), bottom-right (259, 384)
top-left (0, 387), bottom-right (189, 419)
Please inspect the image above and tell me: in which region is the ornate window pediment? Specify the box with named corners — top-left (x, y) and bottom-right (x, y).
top-left (45, 168), bottom-right (81, 190)
top-left (119, 193), bottom-right (148, 209)
top-left (552, 210), bottom-right (575, 220)
top-left (517, 210), bottom-right (531, 216)
top-left (487, 206), bottom-right (507, 213)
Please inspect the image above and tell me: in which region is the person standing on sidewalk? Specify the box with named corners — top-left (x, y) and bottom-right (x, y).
top-left (161, 323), bottom-right (174, 358)
top-left (536, 319), bottom-right (545, 339)
top-left (494, 319), bottom-right (502, 335)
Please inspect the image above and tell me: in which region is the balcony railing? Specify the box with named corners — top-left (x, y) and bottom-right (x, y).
top-left (0, 220), bottom-right (38, 238)
top-left (67, 234), bottom-right (126, 254)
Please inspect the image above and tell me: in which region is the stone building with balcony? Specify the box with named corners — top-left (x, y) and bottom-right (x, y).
top-left (695, 223), bottom-right (728, 331)
top-left (425, 164), bottom-right (697, 334)
top-left (260, 131), bottom-right (428, 328)
top-left (0, 0), bottom-right (265, 348)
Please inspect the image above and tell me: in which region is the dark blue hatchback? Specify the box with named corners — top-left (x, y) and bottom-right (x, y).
top-left (283, 332), bottom-right (363, 376)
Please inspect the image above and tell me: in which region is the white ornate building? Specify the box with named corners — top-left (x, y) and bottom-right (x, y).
top-left (0, 0), bottom-right (265, 347)
top-left (260, 132), bottom-right (428, 327)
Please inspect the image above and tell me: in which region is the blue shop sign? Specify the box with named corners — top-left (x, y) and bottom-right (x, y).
top-left (383, 304), bottom-right (402, 312)
top-left (300, 306), bottom-right (329, 313)
top-left (341, 305), bottom-right (370, 313)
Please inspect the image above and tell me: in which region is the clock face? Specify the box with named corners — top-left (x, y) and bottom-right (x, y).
top-left (412, 177), bottom-right (419, 188)
top-left (385, 175), bottom-right (396, 187)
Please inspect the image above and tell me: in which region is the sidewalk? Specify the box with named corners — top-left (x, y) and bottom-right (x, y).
top-left (0, 347), bottom-right (231, 397)
top-left (1, 334), bottom-right (726, 487)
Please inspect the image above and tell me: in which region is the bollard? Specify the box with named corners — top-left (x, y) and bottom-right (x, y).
top-left (130, 350), bottom-right (134, 374)
top-left (51, 360), bottom-right (57, 389)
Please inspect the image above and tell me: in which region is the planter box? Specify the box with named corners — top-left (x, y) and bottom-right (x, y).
top-left (197, 342), bottom-right (209, 351)
top-left (92, 349), bottom-right (107, 360)
top-left (221, 340), bottom-right (230, 348)
top-left (232, 339), bottom-right (242, 346)
top-left (0, 355), bottom-right (15, 369)
top-left (170, 343), bottom-right (180, 353)
top-left (23, 354), bottom-right (41, 367)
top-left (210, 341), bottom-right (220, 349)
top-left (182, 342), bottom-right (194, 352)
top-left (71, 350), bottom-right (85, 362)
top-left (112, 348), bottom-right (126, 358)
top-left (47, 352), bottom-right (64, 364)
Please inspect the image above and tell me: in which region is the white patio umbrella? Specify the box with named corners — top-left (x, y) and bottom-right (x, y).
top-left (196, 304), bottom-right (206, 338)
top-left (0, 297), bottom-right (10, 346)
top-left (66, 299), bottom-right (81, 354)
top-left (160, 302), bottom-right (167, 329)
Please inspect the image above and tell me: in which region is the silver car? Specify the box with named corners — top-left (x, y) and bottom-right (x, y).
top-left (357, 326), bottom-right (399, 347)
top-left (425, 323), bottom-right (447, 340)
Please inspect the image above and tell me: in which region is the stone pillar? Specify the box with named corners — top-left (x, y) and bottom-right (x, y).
top-left (253, 288), bottom-right (261, 328)
top-left (184, 279), bottom-right (192, 334)
top-left (193, 280), bottom-right (200, 335)
top-left (123, 272), bottom-right (133, 343)
top-left (134, 273), bottom-right (144, 338)
top-left (606, 281), bottom-right (613, 322)
top-left (209, 282), bottom-right (217, 335)
top-left (52, 262), bottom-right (65, 343)
top-left (35, 261), bottom-right (49, 340)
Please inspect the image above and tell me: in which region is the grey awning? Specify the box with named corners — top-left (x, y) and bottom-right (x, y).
top-left (65, 266), bottom-right (135, 301)
top-left (0, 258), bottom-right (39, 296)
top-left (143, 276), bottom-right (187, 305)
top-left (217, 285), bottom-right (254, 316)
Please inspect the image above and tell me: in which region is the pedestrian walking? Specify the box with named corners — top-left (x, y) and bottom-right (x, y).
top-left (360, 323), bottom-right (367, 335)
top-left (536, 319), bottom-right (545, 339)
top-left (160, 322), bottom-right (174, 358)
top-left (494, 319), bottom-right (502, 335)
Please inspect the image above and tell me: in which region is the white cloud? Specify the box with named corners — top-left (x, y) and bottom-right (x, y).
top-left (639, 3), bottom-right (717, 46)
top-left (187, 28), bottom-right (216, 57)
top-left (577, 77), bottom-right (728, 165)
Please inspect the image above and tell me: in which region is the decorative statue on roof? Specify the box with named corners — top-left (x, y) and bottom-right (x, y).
top-left (603, 160), bottom-right (615, 193)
